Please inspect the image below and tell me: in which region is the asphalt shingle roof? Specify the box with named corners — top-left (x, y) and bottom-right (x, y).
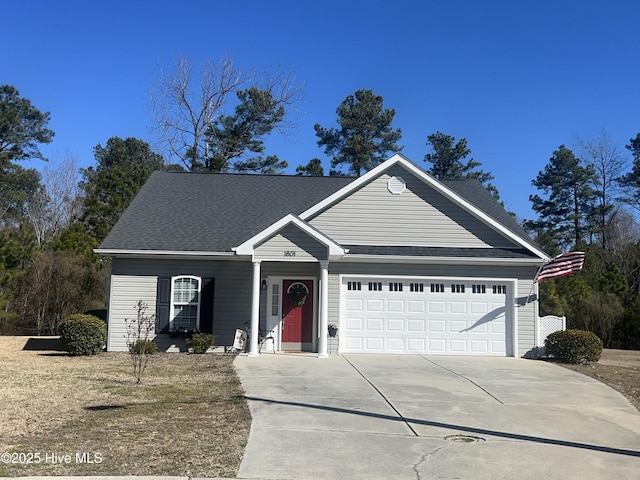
top-left (99, 172), bottom-right (353, 252)
top-left (99, 168), bottom-right (536, 254)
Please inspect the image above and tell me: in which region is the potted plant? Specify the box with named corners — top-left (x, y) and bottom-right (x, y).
top-left (168, 326), bottom-right (182, 338)
top-left (328, 323), bottom-right (338, 337)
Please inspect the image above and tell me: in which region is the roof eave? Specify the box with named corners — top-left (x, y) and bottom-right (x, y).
top-left (94, 249), bottom-right (236, 260)
top-left (339, 254), bottom-right (543, 266)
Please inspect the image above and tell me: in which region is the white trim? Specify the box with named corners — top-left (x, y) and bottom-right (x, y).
top-left (318, 260), bottom-right (329, 358)
top-left (512, 279), bottom-right (519, 357)
top-left (339, 254), bottom-right (541, 266)
top-left (299, 154), bottom-right (549, 262)
top-left (249, 262), bottom-right (261, 356)
top-left (169, 275), bottom-right (202, 331)
top-left (95, 249), bottom-right (236, 259)
top-left (234, 213), bottom-right (347, 259)
top-left (269, 276), bottom-right (318, 352)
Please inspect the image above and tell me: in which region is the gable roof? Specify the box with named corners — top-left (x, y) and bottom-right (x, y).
top-left (298, 154), bottom-right (545, 259)
top-left (234, 213), bottom-right (347, 259)
top-left (98, 155), bottom-right (546, 260)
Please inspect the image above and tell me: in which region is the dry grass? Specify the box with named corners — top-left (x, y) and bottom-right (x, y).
top-left (0, 336), bottom-right (250, 477)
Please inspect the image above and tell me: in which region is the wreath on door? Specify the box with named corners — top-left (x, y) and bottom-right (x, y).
top-left (287, 282), bottom-right (309, 306)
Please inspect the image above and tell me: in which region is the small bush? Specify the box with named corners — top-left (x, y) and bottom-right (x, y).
top-left (185, 333), bottom-right (216, 354)
top-left (59, 314), bottom-right (106, 356)
top-left (545, 329), bottom-right (603, 364)
top-left (128, 339), bottom-right (158, 355)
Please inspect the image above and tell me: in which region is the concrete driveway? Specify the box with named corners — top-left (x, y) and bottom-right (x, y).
top-left (234, 354), bottom-right (640, 480)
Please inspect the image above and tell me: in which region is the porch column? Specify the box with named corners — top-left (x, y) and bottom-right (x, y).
top-left (249, 260), bottom-right (261, 356)
top-left (318, 260), bottom-right (329, 358)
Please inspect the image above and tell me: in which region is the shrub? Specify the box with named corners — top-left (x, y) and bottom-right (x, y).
top-left (128, 339), bottom-right (158, 355)
top-left (545, 329), bottom-right (603, 364)
top-left (124, 301), bottom-right (157, 384)
top-left (59, 314), bottom-right (106, 356)
top-left (185, 333), bottom-right (216, 354)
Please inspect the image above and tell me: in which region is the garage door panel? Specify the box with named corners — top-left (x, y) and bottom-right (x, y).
top-left (345, 317), bottom-right (363, 330)
top-left (387, 300), bottom-right (404, 312)
top-left (366, 317), bottom-right (384, 331)
top-left (342, 277), bottom-right (510, 356)
top-left (470, 340), bottom-right (489, 353)
top-left (449, 320), bottom-right (468, 333)
top-left (346, 299), bottom-right (363, 312)
top-left (429, 301), bottom-right (446, 313)
top-left (386, 338), bottom-right (404, 352)
top-left (471, 302), bottom-right (488, 314)
top-left (407, 319), bottom-right (426, 332)
top-left (450, 340), bottom-right (467, 353)
top-left (428, 338), bottom-right (445, 352)
top-left (387, 318), bottom-right (404, 331)
top-left (366, 299), bottom-right (384, 312)
top-left (408, 301), bottom-right (426, 313)
top-left (407, 338), bottom-right (426, 352)
top-left (344, 337), bottom-right (363, 350)
top-left (365, 337), bottom-right (384, 351)
top-left (492, 321), bottom-right (505, 334)
top-left (428, 319), bottom-right (446, 332)
top-left (492, 341), bottom-right (506, 353)
top-left (449, 301), bottom-right (467, 314)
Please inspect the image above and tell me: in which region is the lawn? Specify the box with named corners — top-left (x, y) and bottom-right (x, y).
top-left (0, 336), bottom-right (251, 478)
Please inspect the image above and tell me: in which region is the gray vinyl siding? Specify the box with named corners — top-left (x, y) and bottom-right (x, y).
top-left (107, 275), bottom-right (157, 351)
top-left (254, 225), bottom-right (328, 261)
top-left (309, 165), bottom-right (518, 248)
top-left (326, 262), bottom-right (538, 357)
top-left (108, 257), bottom-right (253, 350)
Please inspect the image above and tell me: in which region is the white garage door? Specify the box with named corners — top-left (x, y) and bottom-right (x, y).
top-left (341, 277), bottom-right (511, 356)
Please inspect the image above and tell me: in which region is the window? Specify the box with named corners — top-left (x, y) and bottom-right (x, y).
top-left (410, 282), bottom-right (424, 292)
top-left (347, 281), bottom-right (362, 291)
top-left (368, 282), bottom-right (382, 291)
top-left (472, 284), bottom-right (486, 294)
top-left (170, 276), bottom-right (201, 330)
top-left (271, 283), bottom-right (280, 316)
top-left (451, 283), bottom-right (465, 293)
top-left (430, 283), bottom-right (445, 293)
top-left (493, 285), bottom-right (507, 294)
top-left (389, 282), bottom-right (403, 292)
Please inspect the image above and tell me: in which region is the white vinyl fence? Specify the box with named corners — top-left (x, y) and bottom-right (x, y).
top-left (537, 315), bottom-right (566, 350)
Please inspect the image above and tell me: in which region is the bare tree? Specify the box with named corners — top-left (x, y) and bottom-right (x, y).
top-left (26, 151), bottom-right (81, 246)
top-left (150, 54), bottom-right (244, 170)
top-left (150, 54), bottom-right (303, 171)
top-left (575, 129), bottom-right (627, 250)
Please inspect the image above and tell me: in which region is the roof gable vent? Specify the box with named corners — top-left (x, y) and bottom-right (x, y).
top-left (387, 176), bottom-right (406, 195)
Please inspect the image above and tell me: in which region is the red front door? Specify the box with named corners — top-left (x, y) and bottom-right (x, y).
top-left (282, 279), bottom-right (314, 349)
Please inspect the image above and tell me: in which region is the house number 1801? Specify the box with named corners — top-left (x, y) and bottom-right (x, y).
top-left (284, 250), bottom-right (296, 257)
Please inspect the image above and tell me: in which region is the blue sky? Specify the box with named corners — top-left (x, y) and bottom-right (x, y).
top-left (4, 0), bottom-right (640, 220)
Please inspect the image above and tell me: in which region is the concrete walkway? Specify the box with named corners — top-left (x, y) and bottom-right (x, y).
top-left (235, 354), bottom-right (640, 480)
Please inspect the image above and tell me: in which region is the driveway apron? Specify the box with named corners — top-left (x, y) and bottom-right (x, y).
top-left (234, 354), bottom-right (640, 480)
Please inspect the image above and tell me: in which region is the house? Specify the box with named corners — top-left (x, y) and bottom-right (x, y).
top-left (96, 154), bottom-right (549, 357)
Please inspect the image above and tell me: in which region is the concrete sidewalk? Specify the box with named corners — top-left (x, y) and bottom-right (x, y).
top-left (235, 354), bottom-right (640, 480)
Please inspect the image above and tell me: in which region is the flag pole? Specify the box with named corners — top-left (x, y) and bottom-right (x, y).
top-left (523, 261), bottom-right (546, 306)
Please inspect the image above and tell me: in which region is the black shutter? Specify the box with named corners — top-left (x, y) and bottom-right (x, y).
top-left (199, 278), bottom-right (215, 334)
top-left (156, 277), bottom-right (171, 333)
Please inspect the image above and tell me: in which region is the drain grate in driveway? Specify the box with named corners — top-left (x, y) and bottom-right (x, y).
top-left (444, 434), bottom-right (485, 443)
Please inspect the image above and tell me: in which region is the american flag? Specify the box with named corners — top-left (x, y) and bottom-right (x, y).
top-left (535, 251), bottom-right (585, 283)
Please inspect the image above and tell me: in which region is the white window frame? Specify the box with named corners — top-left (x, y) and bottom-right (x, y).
top-left (169, 275), bottom-right (202, 330)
